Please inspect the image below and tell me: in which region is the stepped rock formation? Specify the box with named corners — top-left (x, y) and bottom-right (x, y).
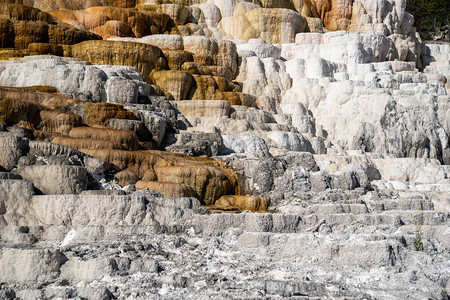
top-left (0, 0), bottom-right (449, 299)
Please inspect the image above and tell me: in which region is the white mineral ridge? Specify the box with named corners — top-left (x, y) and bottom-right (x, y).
top-left (0, 56), bottom-right (151, 104)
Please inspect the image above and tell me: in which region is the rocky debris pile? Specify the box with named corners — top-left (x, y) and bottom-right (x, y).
top-left (0, 0), bottom-right (449, 298)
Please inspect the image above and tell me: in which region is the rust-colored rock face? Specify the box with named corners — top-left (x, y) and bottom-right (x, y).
top-left (0, 3), bottom-right (56, 23)
top-left (0, 3), bottom-right (101, 54)
top-left (214, 195), bottom-right (269, 212)
top-left (0, 86), bottom-right (241, 206)
top-left (48, 6), bottom-right (157, 39)
top-left (81, 149), bottom-right (239, 204)
top-left (308, 0), bottom-right (352, 31)
top-left (84, 102), bottom-right (137, 126)
top-left (0, 89), bottom-right (82, 135)
top-left (14, 0), bottom-right (110, 12)
top-left (66, 40), bottom-right (165, 83)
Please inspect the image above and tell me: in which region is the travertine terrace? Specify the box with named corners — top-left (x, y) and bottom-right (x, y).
top-left (0, 0), bottom-right (449, 299)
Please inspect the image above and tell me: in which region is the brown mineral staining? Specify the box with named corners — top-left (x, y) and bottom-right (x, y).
top-left (84, 102), bottom-right (136, 126)
top-left (28, 42), bottom-right (64, 56)
top-left (67, 127), bottom-right (140, 151)
top-left (0, 19), bottom-right (15, 48)
top-left (26, 86), bottom-right (58, 94)
top-left (135, 181), bottom-right (198, 198)
top-left (0, 96), bottom-right (82, 135)
top-left (13, 20), bottom-right (49, 49)
top-left (39, 110), bottom-right (82, 134)
top-left (0, 87), bottom-right (81, 111)
top-left (214, 195), bottom-right (269, 212)
top-left (0, 86), bottom-right (64, 107)
top-left (0, 3), bottom-right (56, 23)
top-left (136, 3), bottom-right (189, 26)
top-left (108, 0), bottom-right (137, 9)
top-left (161, 49), bottom-right (194, 70)
top-left (22, 0), bottom-right (109, 12)
top-left (66, 40), bottom-right (165, 83)
top-left (47, 23), bottom-right (101, 45)
top-left (0, 4), bottom-right (101, 51)
top-left (52, 136), bottom-right (128, 151)
top-left (152, 70), bottom-right (194, 100)
top-left (0, 1), bottom-right (260, 212)
top-left (115, 169), bottom-right (140, 186)
top-left (48, 6), bottom-right (156, 39)
top-left (79, 149), bottom-right (239, 205)
top-left (0, 97), bottom-right (42, 126)
top-left (309, 0), bottom-right (352, 31)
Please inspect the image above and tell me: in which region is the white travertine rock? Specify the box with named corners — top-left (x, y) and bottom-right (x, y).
top-left (222, 135), bottom-right (271, 157)
top-left (0, 180), bottom-right (35, 226)
top-left (0, 249), bottom-right (66, 284)
top-left (193, 4), bottom-right (222, 27)
top-left (124, 107), bottom-right (168, 147)
top-left (230, 106), bottom-right (276, 123)
top-left (0, 133), bottom-right (28, 171)
top-left (237, 56), bottom-right (291, 112)
top-left (349, 0), bottom-right (415, 36)
top-left (209, 0), bottom-right (238, 18)
top-left (236, 39), bottom-right (282, 59)
top-left (60, 256), bottom-right (116, 282)
top-left (266, 131), bottom-right (312, 153)
top-left (13, 165), bottom-right (88, 195)
top-left (290, 32), bottom-right (393, 64)
top-left (105, 77), bottom-right (140, 104)
top-left (232, 30), bottom-right (449, 163)
top-left (0, 56), bottom-right (150, 104)
top-left (372, 158), bottom-right (450, 184)
top-left (30, 194), bottom-right (152, 226)
top-left (422, 43), bottom-right (450, 91)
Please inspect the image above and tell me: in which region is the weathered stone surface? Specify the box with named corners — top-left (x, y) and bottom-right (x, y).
top-left (222, 135), bottom-right (270, 157)
top-left (164, 130), bottom-right (223, 156)
top-left (0, 249), bottom-right (66, 284)
top-left (13, 165), bottom-right (88, 194)
top-left (0, 132), bottom-right (28, 170)
top-left (0, 56), bottom-right (154, 103)
top-left (0, 179), bottom-right (34, 225)
top-left (124, 106), bottom-right (168, 147)
top-left (221, 152), bottom-right (320, 204)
